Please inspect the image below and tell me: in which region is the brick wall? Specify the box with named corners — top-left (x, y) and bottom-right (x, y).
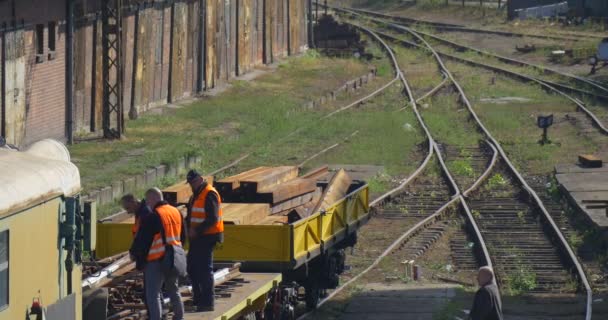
top-left (1, 0), bottom-right (309, 146)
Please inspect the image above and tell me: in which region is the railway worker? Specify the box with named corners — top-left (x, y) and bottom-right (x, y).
top-left (186, 169), bottom-right (224, 312)
top-left (129, 188), bottom-right (186, 320)
top-left (120, 193), bottom-right (152, 238)
top-left (469, 266), bottom-right (503, 320)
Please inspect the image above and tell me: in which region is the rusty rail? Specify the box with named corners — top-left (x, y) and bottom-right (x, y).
top-left (399, 23), bottom-right (594, 320)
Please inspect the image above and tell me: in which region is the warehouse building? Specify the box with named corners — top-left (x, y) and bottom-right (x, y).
top-left (0, 0), bottom-right (311, 148)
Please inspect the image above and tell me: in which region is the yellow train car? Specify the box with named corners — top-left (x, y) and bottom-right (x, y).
top-left (0, 140), bottom-right (94, 320)
top-left (96, 180), bottom-right (370, 309)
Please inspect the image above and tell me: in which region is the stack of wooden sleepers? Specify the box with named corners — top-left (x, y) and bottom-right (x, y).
top-left (216, 165), bottom-right (353, 225)
top-left (156, 165), bottom-right (353, 225)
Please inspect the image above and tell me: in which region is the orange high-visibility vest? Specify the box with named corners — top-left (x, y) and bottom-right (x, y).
top-left (190, 184), bottom-right (224, 235)
top-left (131, 218), bottom-right (139, 238)
top-left (147, 204), bottom-right (183, 262)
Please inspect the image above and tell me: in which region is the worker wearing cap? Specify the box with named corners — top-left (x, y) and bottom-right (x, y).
top-left (186, 170), bottom-right (224, 312)
top-left (129, 188), bottom-right (186, 320)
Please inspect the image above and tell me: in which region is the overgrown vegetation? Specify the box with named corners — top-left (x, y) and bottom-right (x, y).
top-left (70, 52), bottom-right (377, 193)
top-left (504, 265), bottom-right (538, 295)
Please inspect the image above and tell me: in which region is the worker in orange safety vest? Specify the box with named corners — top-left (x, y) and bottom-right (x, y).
top-left (186, 170), bottom-right (224, 312)
top-left (129, 188), bottom-right (185, 320)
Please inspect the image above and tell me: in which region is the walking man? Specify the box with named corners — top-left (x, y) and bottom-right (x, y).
top-left (129, 188), bottom-right (185, 320)
top-left (469, 266), bottom-right (503, 320)
top-left (120, 193), bottom-right (152, 238)
top-left (186, 170), bottom-right (224, 312)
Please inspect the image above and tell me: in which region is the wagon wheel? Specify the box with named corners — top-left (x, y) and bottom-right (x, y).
top-left (304, 280), bottom-right (321, 309)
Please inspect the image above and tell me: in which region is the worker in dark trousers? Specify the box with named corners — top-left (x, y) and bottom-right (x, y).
top-left (120, 194), bottom-right (152, 238)
top-left (186, 170), bottom-right (224, 312)
top-left (469, 266), bottom-right (503, 320)
top-left (130, 188), bottom-right (186, 320)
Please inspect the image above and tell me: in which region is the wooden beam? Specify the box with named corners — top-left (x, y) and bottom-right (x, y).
top-left (256, 177), bottom-right (317, 204)
top-left (255, 215), bottom-right (289, 225)
top-left (162, 176), bottom-right (213, 206)
top-left (301, 165), bottom-right (329, 180)
top-left (312, 169), bottom-right (352, 213)
top-left (270, 188), bottom-right (321, 214)
top-left (222, 203), bottom-right (270, 225)
top-left (216, 166), bottom-right (271, 192)
top-left (239, 166), bottom-right (299, 194)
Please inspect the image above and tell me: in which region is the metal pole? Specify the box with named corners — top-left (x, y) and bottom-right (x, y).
top-left (129, 5), bottom-right (139, 120)
top-left (1, 24), bottom-right (5, 138)
top-left (197, 0), bottom-right (206, 92)
top-left (66, 0), bottom-right (74, 144)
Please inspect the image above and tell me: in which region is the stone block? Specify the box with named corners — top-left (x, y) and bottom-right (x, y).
top-left (111, 181), bottom-right (123, 201)
top-left (155, 165), bottom-right (167, 179)
top-left (88, 190), bottom-right (100, 205)
top-left (123, 177), bottom-right (136, 195)
top-left (176, 157), bottom-right (186, 175)
top-left (135, 174), bottom-right (146, 190)
top-left (166, 163), bottom-right (177, 178)
top-left (145, 168), bottom-right (157, 186)
top-left (100, 186), bottom-right (113, 205)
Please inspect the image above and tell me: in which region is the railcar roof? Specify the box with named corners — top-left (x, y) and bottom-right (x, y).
top-left (0, 139), bottom-right (81, 217)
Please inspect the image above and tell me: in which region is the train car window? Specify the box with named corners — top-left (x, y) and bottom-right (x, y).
top-left (0, 230), bottom-right (8, 310)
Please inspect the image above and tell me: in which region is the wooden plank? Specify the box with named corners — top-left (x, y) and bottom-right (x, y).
top-left (222, 203), bottom-right (270, 225)
top-left (270, 187), bottom-right (320, 214)
top-left (255, 215), bottom-right (288, 225)
top-left (239, 166), bottom-right (299, 193)
top-left (301, 165), bottom-right (329, 180)
top-left (257, 177), bottom-right (316, 204)
top-left (171, 2), bottom-right (188, 101)
top-left (162, 176), bottom-right (213, 205)
top-left (579, 154), bottom-right (603, 168)
top-left (4, 30), bottom-right (26, 146)
top-left (215, 166), bottom-right (271, 193)
top-left (312, 169), bottom-right (352, 213)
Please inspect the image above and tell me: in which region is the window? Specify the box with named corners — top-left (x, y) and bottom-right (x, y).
top-left (35, 24), bottom-right (45, 63)
top-left (0, 230), bottom-right (8, 310)
top-left (48, 21), bottom-right (56, 60)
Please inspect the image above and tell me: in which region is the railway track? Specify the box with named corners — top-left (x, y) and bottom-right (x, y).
top-left (387, 18), bottom-right (593, 318)
top-left (342, 6), bottom-right (602, 42)
top-left (298, 22), bottom-right (497, 320)
top-left (300, 6), bottom-right (594, 319)
top-left (333, 7), bottom-right (608, 136)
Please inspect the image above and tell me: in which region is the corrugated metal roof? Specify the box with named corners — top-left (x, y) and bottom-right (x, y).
top-left (0, 139), bottom-right (81, 217)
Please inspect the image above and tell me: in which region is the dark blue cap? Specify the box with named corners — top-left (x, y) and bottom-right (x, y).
top-left (186, 169), bottom-right (202, 183)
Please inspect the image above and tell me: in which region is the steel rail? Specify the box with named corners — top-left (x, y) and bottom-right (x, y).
top-left (332, 7), bottom-right (608, 134)
top-left (407, 27), bottom-right (608, 97)
top-left (340, 6), bottom-right (589, 42)
top-left (401, 24), bottom-right (593, 320)
top-left (367, 26), bottom-right (608, 135)
top-left (298, 23), bottom-right (496, 320)
top-left (416, 75), bottom-right (449, 104)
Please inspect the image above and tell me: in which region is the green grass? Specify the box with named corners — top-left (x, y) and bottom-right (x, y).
top-left (69, 53), bottom-right (375, 193)
top-left (303, 85), bottom-right (426, 192)
top-left (448, 61), bottom-right (607, 175)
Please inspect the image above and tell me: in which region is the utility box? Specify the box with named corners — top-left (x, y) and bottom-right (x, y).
top-left (83, 200), bottom-right (97, 252)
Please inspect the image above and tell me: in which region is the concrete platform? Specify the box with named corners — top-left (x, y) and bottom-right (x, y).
top-left (555, 163), bottom-right (608, 230)
top-left (339, 283), bottom-right (460, 320)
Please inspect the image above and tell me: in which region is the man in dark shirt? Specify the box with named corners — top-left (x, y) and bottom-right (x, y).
top-left (469, 266), bottom-right (503, 320)
top-left (121, 194), bottom-right (152, 238)
top-left (129, 188), bottom-right (186, 320)
top-left (186, 170), bottom-right (224, 312)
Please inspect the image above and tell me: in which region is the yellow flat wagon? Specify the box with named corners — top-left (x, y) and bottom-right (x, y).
top-left (96, 181), bottom-right (370, 309)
